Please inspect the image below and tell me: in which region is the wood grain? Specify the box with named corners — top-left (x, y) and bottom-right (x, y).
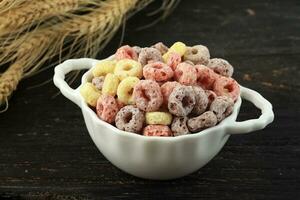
top-left (0, 0), bottom-right (299, 199)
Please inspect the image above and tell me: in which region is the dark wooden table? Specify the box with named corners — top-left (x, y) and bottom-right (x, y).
top-left (1, 0), bottom-right (299, 199)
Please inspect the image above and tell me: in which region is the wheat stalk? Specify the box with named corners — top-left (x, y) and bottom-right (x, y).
top-left (0, 0), bottom-right (25, 13)
top-left (0, 0), bottom-right (179, 108)
top-left (0, 0), bottom-right (138, 104)
top-left (0, 0), bottom-right (104, 38)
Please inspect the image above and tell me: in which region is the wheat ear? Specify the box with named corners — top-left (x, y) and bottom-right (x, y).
top-left (0, 0), bottom-right (140, 104)
top-left (0, 0), bottom-right (25, 13)
top-left (0, 0), bottom-right (104, 37)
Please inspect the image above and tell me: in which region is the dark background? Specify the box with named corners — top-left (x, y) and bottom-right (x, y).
top-left (1, 0), bottom-right (300, 199)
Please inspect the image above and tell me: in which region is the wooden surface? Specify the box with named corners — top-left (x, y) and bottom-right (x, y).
top-left (1, 0), bottom-right (300, 199)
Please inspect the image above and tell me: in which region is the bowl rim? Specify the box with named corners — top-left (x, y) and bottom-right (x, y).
top-left (77, 59), bottom-right (242, 142)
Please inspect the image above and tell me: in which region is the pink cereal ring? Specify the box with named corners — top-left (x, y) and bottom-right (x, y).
top-left (133, 80), bottom-right (163, 112)
top-left (115, 45), bottom-right (138, 60)
top-left (213, 76), bottom-right (240, 102)
top-left (143, 61), bottom-right (174, 82)
top-left (174, 62), bottom-right (197, 85)
top-left (160, 81), bottom-right (181, 105)
top-left (167, 52), bottom-right (181, 70)
top-left (143, 125), bottom-right (173, 137)
top-left (195, 64), bottom-right (218, 90)
top-left (96, 95), bottom-right (119, 124)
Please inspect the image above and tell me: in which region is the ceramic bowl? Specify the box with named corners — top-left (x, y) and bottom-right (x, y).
top-left (53, 57), bottom-right (274, 180)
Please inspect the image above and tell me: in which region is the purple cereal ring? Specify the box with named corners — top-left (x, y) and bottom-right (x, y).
top-left (166, 52), bottom-right (181, 70)
top-left (132, 46), bottom-right (142, 55)
top-left (207, 58), bottom-right (234, 77)
top-left (96, 95), bottom-right (119, 124)
top-left (143, 61), bottom-right (174, 82)
top-left (205, 90), bottom-right (217, 107)
top-left (92, 76), bottom-right (105, 90)
top-left (138, 47), bottom-right (163, 66)
top-left (187, 111), bottom-right (217, 132)
top-left (160, 81), bottom-right (181, 105)
top-left (171, 116), bottom-right (190, 136)
top-left (115, 105), bottom-right (145, 133)
top-left (168, 85), bottom-right (196, 116)
top-left (151, 42), bottom-right (169, 55)
top-left (115, 45), bottom-right (138, 61)
top-left (213, 76), bottom-right (240, 102)
top-left (191, 86), bottom-right (208, 115)
top-left (195, 64), bottom-right (218, 90)
top-left (174, 62), bottom-right (197, 85)
top-left (133, 80), bottom-right (163, 112)
top-left (183, 45), bottom-right (210, 65)
top-left (209, 96), bottom-right (234, 122)
top-left (143, 125), bottom-right (173, 137)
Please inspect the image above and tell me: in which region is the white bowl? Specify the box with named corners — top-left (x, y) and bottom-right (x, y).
top-left (53, 57), bottom-right (274, 180)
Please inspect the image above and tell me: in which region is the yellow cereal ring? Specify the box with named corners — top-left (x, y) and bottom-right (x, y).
top-left (114, 59), bottom-right (142, 80)
top-left (117, 76), bottom-right (140, 105)
top-left (102, 73), bottom-right (120, 96)
top-left (80, 82), bottom-right (101, 107)
top-left (145, 111), bottom-right (173, 125)
top-left (92, 60), bottom-right (116, 77)
top-left (163, 42), bottom-right (187, 62)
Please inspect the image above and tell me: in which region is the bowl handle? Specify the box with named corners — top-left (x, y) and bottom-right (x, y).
top-left (53, 58), bottom-right (97, 107)
top-left (226, 86), bottom-right (274, 135)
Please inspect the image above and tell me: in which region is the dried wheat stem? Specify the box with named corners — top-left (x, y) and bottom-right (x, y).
top-left (0, 0), bottom-right (26, 13)
top-left (0, 0), bottom-right (139, 105)
top-left (0, 0), bottom-right (81, 36)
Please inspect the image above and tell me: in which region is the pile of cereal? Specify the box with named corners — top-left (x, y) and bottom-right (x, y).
top-left (80, 42), bottom-right (240, 137)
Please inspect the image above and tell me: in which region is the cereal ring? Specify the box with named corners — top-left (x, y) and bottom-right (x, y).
top-left (115, 45), bottom-right (138, 60)
top-left (207, 58), bottom-right (233, 77)
top-left (171, 117), bottom-right (189, 136)
top-left (168, 85), bottom-right (196, 116)
top-left (143, 125), bottom-right (173, 137)
top-left (187, 111), bottom-right (217, 132)
top-left (163, 41), bottom-right (186, 62)
top-left (213, 76), bottom-right (240, 101)
top-left (115, 105), bottom-right (145, 133)
top-left (174, 62), bottom-right (197, 85)
top-left (132, 46), bottom-right (142, 55)
top-left (191, 86), bottom-right (208, 115)
top-left (205, 90), bottom-right (217, 107)
top-left (160, 81), bottom-right (181, 105)
top-left (183, 45), bottom-right (210, 65)
top-left (102, 73), bottom-right (120, 96)
top-left (96, 95), bottom-right (119, 124)
top-left (152, 42), bottom-right (169, 54)
top-left (92, 76), bottom-right (105, 90)
top-left (209, 96), bottom-right (234, 122)
top-left (145, 111), bottom-right (172, 125)
top-left (117, 76), bottom-right (140, 105)
top-left (183, 60), bottom-right (194, 65)
top-left (80, 82), bottom-right (101, 107)
top-left (138, 47), bottom-right (163, 66)
top-left (92, 60), bottom-right (116, 77)
top-left (114, 59), bottom-right (142, 80)
top-left (143, 61), bottom-right (174, 82)
top-left (195, 64), bottom-right (218, 90)
top-left (133, 80), bottom-right (163, 112)
top-left (166, 52), bottom-right (181, 70)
